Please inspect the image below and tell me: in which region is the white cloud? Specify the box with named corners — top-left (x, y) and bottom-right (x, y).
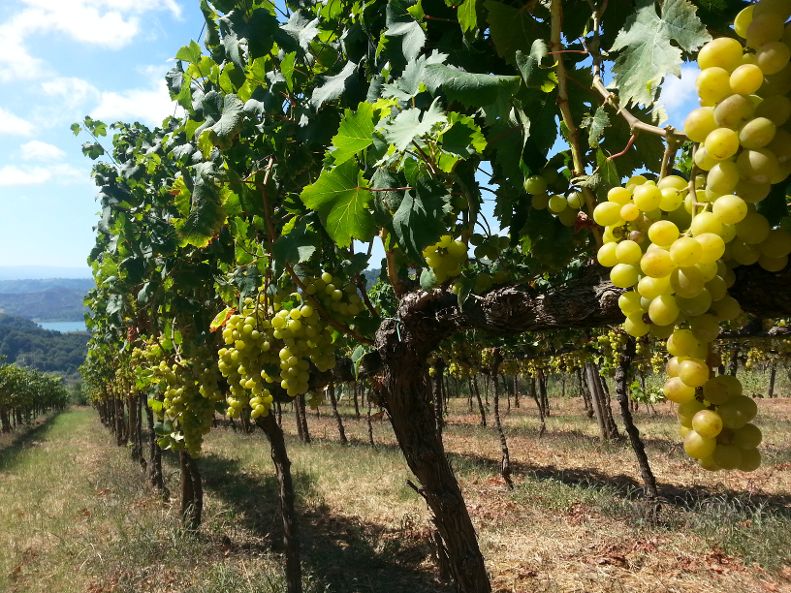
top-left (0, 163), bottom-right (83, 187)
top-left (41, 76), bottom-right (100, 109)
top-left (659, 64), bottom-right (700, 125)
top-left (20, 140), bottom-right (66, 161)
top-left (0, 0), bottom-right (183, 82)
top-left (91, 79), bottom-right (177, 126)
top-left (0, 108), bottom-right (34, 136)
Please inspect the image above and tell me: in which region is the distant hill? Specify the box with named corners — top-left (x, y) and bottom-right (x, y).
top-left (0, 314), bottom-right (88, 376)
top-left (0, 266), bottom-right (92, 280)
top-left (0, 278), bottom-right (93, 321)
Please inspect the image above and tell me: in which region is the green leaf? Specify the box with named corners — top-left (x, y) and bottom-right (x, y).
top-left (423, 64), bottom-right (520, 107)
top-left (515, 41), bottom-right (556, 92)
top-left (458, 0), bottom-right (478, 33)
top-left (178, 162), bottom-right (225, 247)
top-left (391, 187), bottom-right (447, 259)
top-left (148, 398), bottom-right (164, 414)
top-left (382, 51), bottom-right (447, 101)
top-left (385, 0), bottom-right (426, 62)
top-left (581, 106), bottom-right (611, 148)
top-left (311, 61), bottom-right (358, 109)
top-left (209, 94), bottom-right (245, 142)
top-left (610, 0), bottom-right (710, 107)
top-left (300, 161), bottom-right (376, 247)
top-left (176, 40), bottom-right (202, 64)
top-left (281, 11), bottom-right (319, 51)
top-left (485, 0), bottom-right (542, 65)
top-left (281, 52), bottom-right (297, 91)
top-left (330, 102), bottom-right (375, 165)
top-left (272, 221), bottom-right (318, 265)
top-left (382, 98), bottom-right (447, 151)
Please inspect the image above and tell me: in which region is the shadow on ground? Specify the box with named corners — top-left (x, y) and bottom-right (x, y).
top-left (0, 413), bottom-right (61, 470)
top-left (197, 449), bottom-right (449, 593)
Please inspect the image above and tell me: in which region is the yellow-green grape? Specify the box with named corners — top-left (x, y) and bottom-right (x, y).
top-left (697, 67), bottom-right (733, 104)
top-left (632, 183), bottom-right (662, 211)
top-left (696, 233), bottom-right (726, 263)
top-left (730, 63), bottom-right (765, 95)
top-left (735, 210), bottom-right (770, 244)
top-left (755, 94), bottom-right (791, 125)
top-left (684, 107), bottom-right (718, 142)
top-left (615, 240), bottom-right (643, 265)
top-left (524, 175), bottom-right (547, 195)
top-left (684, 430), bottom-right (717, 459)
top-left (663, 377), bottom-right (696, 404)
top-left (638, 274), bottom-right (671, 299)
top-left (597, 242), bottom-right (618, 267)
top-left (692, 409), bottom-right (724, 438)
top-left (734, 5), bottom-right (755, 39)
top-left (739, 117), bottom-right (777, 149)
top-left (745, 13), bottom-right (785, 49)
top-left (648, 294), bottom-right (680, 326)
top-left (698, 37), bottom-right (744, 71)
top-left (610, 264), bottom-right (640, 288)
top-left (648, 220), bottom-right (680, 247)
top-left (718, 395), bottom-right (758, 429)
top-left (704, 128), bottom-right (741, 160)
top-left (670, 237), bottom-right (703, 266)
top-left (640, 249), bottom-right (674, 277)
top-left (593, 201), bottom-right (623, 226)
top-left (548, 194), bottom-right (567, 213)
top-left (712, 194), bottom-right (748, 224)
top-left (715, 94), bottom-right (754, 129)
top-left (733, 423), bottom-right (763, 449)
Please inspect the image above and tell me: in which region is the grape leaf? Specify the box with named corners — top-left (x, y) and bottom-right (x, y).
top-left (484, 0), bottom-right (542, 65)
top-left (423, 64), bottom-right (520, 107)
top-left (311, 61), bottom-right (358, 109)
top-left (458, 0), bottom-right (478, 33)
top-left (610, 0), bottom-right (710, 107)
top-left (382, 51), bottom-right (447, 101)
top-left (209, 94), bottom-right (244, 142)
top-left (385, 0), bottom-right (426, 62)
top-left (382, 98), bottom-right (447, 151)
top-left (300, 160), bottom-right (376, 247)
top-left (581, 106), bottom-right (611, 148)
top-left (391, 186), bottom-right (447, 258)
top-left (330, 102), bottom-right (375, 165)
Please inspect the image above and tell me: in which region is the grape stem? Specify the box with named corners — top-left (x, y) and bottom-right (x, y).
top-left (606, 133), bottom-right (637, 161)
top-left (550, 0), bottom-right (602, 248)
top-left (591, 77), bottom-right (687, 141)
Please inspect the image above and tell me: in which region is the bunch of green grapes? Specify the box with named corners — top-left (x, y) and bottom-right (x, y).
top-left (593, 0), bottom-right (791, 470)
top-left (524, 172), bottom-right (585, 227)
top-left (217, 271), bottom-right (364, 421)
top-left (594, 328), bottom-right (627, 371)
top-left (595, 174), bottom-right (763, 471)
top-left (423, 235), bottom-right (468, 282)
top-left (684, 0), bottom-right (791, 273)
top-left (135, 340), bottom-right (223, 456)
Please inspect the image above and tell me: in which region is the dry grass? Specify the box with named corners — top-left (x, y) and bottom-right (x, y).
top-left (1, 381), bottom-right (789, 593)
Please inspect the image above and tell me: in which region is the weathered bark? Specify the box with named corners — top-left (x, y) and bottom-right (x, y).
top-left (472, 375), bottom-right (487, 427)
top-left (728, 348), bottom-right (739, 376)
top-left (529, 375), bottom-right (546, 436)
top-left (768, 362), bottom-right (777, 398)
top-left (537, 368), bottom-right (550, 418)
top-left (297, 396), bottom-right (310, 443)
top-left (327, 383), bottom-right (348, 444)
top-left (294, 400), bottom-right (305, 442)
top-left (376, 310), bottom-right (491, 593)
top-left (144, 402), bottom-right (167, 495)
top-left (179, 451), bottom-right (203, 530)
top-left (276, 401), bottom-right (283, 426)
top-left (258, 413), bottom-right (302, 593)
top-left (578, 367), bottom-right (594, 418)
top-left (615, 337), bottom-right (658, 498)
top-left (366, 394), bottom-right (375, 447)
top-left (585, 362), bottom-right (619, 441)
top-left (352, 383), bottom-right (361, 419)
top-left (433, 363), bottom-right (445, 435)
top-left (115, 398), bottom-right (127, 446)
top-left (492, 371), bottom-right (513, 489)
top-left (513, 375), bottom-right (520, 408)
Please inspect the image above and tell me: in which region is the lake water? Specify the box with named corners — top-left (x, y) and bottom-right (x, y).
top-left (37, 320), bottom-right (88, 333)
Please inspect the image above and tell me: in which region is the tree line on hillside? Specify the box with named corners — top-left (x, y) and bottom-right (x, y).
top-left (0, 315), bottom-right (88, 376)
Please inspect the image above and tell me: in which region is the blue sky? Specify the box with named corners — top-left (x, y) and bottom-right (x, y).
top-left (0, 1), bottom-right (699, 275)
top-left (0, 0), bottom-right (205, 273)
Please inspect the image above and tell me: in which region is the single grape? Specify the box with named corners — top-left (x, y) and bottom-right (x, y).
top-left (704, 128), bottom-right (741, 161)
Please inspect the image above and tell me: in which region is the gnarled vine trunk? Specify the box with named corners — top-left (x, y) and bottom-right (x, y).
top-left (258, 413), bottom-right (302, 593)
top-left (179, 451), bottom-right (203, 530)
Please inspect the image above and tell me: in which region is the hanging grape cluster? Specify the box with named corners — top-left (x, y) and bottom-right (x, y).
top-left (134, 340), bottom-right (223, 456)
top-left (217, 272), bottom-right (364, 421)
top-left (423, 235), bottom-right (468, 283)
top-left (595, 0), bottom-right (791, 472)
